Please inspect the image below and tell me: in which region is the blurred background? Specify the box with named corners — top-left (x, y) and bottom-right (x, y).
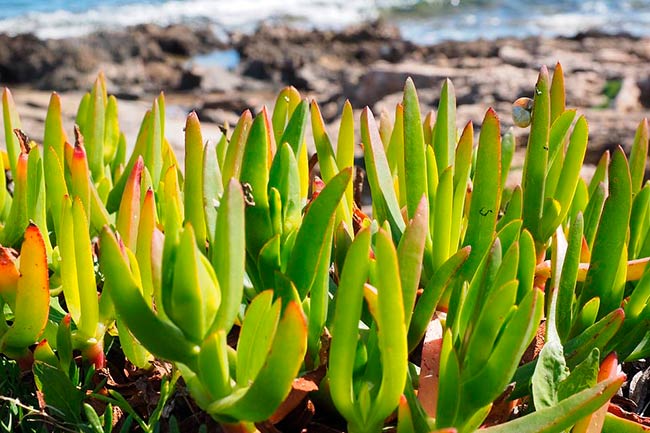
top-left (1, 0), bottom-right (650, 41)
top-left (0, 0), bottom-right (648, 166)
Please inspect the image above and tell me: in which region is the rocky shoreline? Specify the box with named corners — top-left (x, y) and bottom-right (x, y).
top-left (1, 21), bottom-right (649, 164)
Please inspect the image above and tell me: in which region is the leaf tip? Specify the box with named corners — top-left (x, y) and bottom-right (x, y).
top-left (187, 110), bottom-right (199, 122)
top-left (539, 64), bottom-right (550, 78)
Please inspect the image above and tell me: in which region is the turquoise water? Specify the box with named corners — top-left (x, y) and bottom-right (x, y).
top-left (191, 49), bottom-right (240, 70)
top-left (0, 0), bottom-right (649, 42)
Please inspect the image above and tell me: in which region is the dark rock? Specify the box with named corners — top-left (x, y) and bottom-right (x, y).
top-left (201, 94), bottom-right (259, 114)
top-left (91, 27), bottom-right (165, 63)
top-left (242, 59), bottom-right (272, 80)
top-left (425, 38), bottom-right (500, 59)
top-left (569, 29), bottom-right (639, 41)
top-left (639, 76), bottom-right (650, 108)
top-left (1, 20), bottom-right (649, 165)
top-left (112, 89), bottom-right (145, 101)
top-left (179, 68), bottom-right (203, 90)
top-left (0, 23), bottom-right (221, 92)
top-left (234, 20), bottom-right (416, 88)
top-left (0, 33), bottom-right (68, 84)
top-left (197, 108), bottom-right (241, 126)
top-left (134, 23), bottom-right (224, 57)
top-left (347, 62), bottom-right (466, 107)
top-left (156, 24), bottom-right (214, 56)
top-left (143, 61), bottom-right (182, 90)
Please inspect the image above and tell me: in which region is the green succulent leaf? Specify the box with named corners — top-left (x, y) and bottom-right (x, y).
top-left (482, 374), bottom-right (624, 433)
top-left (462, 108), bottom-right (501, 278)
top-left (286, 168), bottom-right (351, 299)
top-left (497, 187), bottom-right (523, 232)
top-left (398, 196), bottom-right (428, 326)
top-left (100, 227), bottom-right (199, 369)
top-left (71, 197), bottom-right (99, 339)
top-left (433, 167), bottom-right (454, 270)
top-left (271, 86), bottom-right (301, 142)
top-left (629, 118), bottom-right (649, 195)
top-left (199, 330), bottom-right (232, 400)
top-left (408, 246), bottom-right (470, 352)
top-left (106, 95), bottom-right (165, 212)
top-left (450, 122), bottom-right (473, 251)
top-left (512, 308), bottom-right (624, 399)
top-left (106, 111), bottom-right (149, 212)
top-left (206, 301), bottom-right (307, 422)
top-left (629, 184), bottom-right (650, 258)
top-left (222, 110), bottom-right (253, 185)
top-left (56, 315), bottom-right (73, 376)
top-left (557, 214), bottom-right (584, 342)
top-left (307, 224), bottom-right (335, 362)
top-left (403, 78), bottom-right (428, 220)
top-left (184, 112), bottom-right (207, 245)
top-left (370, 228), bottom-right (408, 425)
top-left (546, 109), bottom-right (576, 183)
top-left (84, 74), bottom-right (107, 180)
top-left (433, 79), bottom-right (456, 173)
top-left (532, 337), bottom-right (569, 410)
top-left (550, 63), bottom-right (566, 122)
top-left (500, 127), bottom-right (516, 191)
top-left (335, 100), bottom-right (355, 209)
top-left (311, 101), bottom-right (351, 227)
top-left (583, 181), bottom-right (606, 249)
top-left (280, 99), bottom-right (308, 156)
top-left (0, 224), bottom-right (50, 357)
top-left (464, 280), bottom-right (518, 379)
top-left (170, 225), bottom-right (220, 344)
top-left (268, 143), bottom-right (301, 235)
top-left (240, 112), bottom-right (273, 258)
top-left (361, 107), bottom-right (406, 238)
top-left (461, 285), bottom-right (543, 411)
top-left (556, 348), bottom-right (599, 401)
top-left (135, 188), bottom-right (156, 309)
top-left (147, 95), bottom-right (164, 186)
top-left (603, 411), bottom-right (650, 432)
top-left (203, 139), bottom-right (223, 248)
top-left (116, 156), bottom-right (144, 251)
top-left (104, 95), bottom-right (120, 164)
top-left (521, 67), bottom-right (551, 241)
top-left (43, 92), bottom-right (66, 171)
top-left (43, 146), bottom-right (68, 238)
top-left (2, 88), bottom-right (23, 177)
top-left (117, 317), bottom-right (151, 369)
top-left (330, 229), bottom-right (371, 425)
top-left (211, 179), bottom-right (246, 333)
top-left (236, 290), bottom-right (280, 386)
top-left (437, 329), bottom-right (460, 428)
top-left (257, 234), bottom-right (281, 291)
top-left (516, 228), bottom-right (536, 303)
top-left (579, 147), bottom-right (631, 318)
top-left (397, 395), bottom-right (416, 433)
top-left (542, 115), bottom-right (588, 240)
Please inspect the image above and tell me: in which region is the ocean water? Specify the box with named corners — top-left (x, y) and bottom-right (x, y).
top-left (0, 0), bottom-right (649, 42)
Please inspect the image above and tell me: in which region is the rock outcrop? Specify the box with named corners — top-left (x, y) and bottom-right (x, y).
top-left (0, 22), bottom-right (648, 158)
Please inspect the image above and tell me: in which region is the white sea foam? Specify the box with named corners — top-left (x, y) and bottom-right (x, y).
top-left (0, 0), bottom-right (379, 39)
top-left (0, 0), bottom-right (649, 42)
top-left (397, 0), bottom-right (650, 44)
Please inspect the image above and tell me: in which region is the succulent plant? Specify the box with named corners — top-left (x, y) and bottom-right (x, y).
top-left (1, 63), bottom-right (649, 432)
